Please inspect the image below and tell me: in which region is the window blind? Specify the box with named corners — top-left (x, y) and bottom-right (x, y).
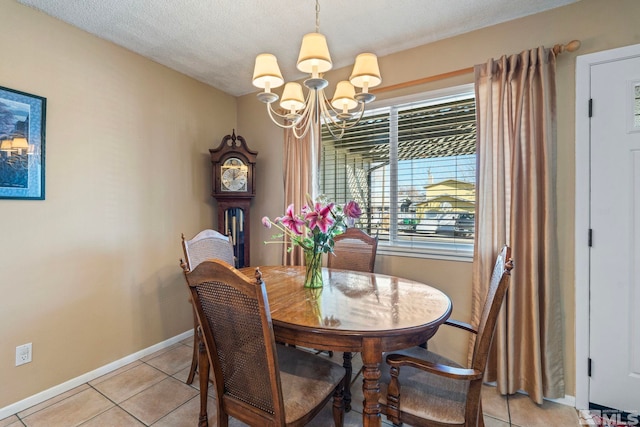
top-left (320, 88), bottom-right (477, 256)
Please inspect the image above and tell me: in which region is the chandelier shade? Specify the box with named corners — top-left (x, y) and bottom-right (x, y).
top-left (331, 81), bottom-right (357, 111)
top-left (350, 53), bottom-right (382, 90)
top-left (252, 0), bottom-right (382, 140)
top-left (280, 82), bottom-right (306, 111)
top-left (296, 33), bottom-right (333, 75)
top-left (252, 53), bottom-right (285, 90)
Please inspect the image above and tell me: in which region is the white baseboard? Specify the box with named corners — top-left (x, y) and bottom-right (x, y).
top-left (483, 382), bottom-right (576, 408)
top-left (0, 330), bottom-right (193, 421)
top-left (546, 394), bottom-right (576, 408)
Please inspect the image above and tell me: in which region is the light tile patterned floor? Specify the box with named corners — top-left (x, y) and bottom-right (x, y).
top-left (0, 338), bottom-right (580, 426)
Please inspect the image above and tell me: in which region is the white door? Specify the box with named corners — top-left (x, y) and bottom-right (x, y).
top-left (589, 54), bottom-right (640, 411)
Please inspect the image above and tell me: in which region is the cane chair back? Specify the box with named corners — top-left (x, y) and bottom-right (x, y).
top-left (327, 228), bottom-right (378, 273)
top-left (182, 260), bottom-right (345, 427)
top-left (180, 229), bottom-right (235, 385)
top-left (182, 229), bottom-right (234, 270)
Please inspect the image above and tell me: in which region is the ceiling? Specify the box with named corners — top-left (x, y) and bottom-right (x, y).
top-left (17, 0), bottom-right (579, 97)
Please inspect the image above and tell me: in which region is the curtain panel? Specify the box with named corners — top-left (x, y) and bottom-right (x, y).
top-left (282, 122), bottom-right (321, 266)
top-left (472, 47), bottom-right (565, 403)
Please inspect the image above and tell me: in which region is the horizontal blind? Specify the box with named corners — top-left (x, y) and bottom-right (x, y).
top-left (321, 90), bottom-right (476, 252)
top-left (320, 111), bottom-right (390, 235)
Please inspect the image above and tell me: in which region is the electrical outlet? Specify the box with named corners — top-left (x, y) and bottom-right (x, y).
top-left (16, 343), bottom-right (32, 366)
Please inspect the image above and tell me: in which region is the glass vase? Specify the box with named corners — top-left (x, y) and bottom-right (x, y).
top-left (304, 249), bottom-right (324, 288)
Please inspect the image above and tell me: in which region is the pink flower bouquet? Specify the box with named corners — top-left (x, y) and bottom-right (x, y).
top-left (262, 196), bottom-right (362, 287)
top-left (262, 195), bottom-right (362, 255)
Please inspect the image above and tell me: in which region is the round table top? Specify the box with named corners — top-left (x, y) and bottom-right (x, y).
top-left (241, 265), bottom-right (452, 335)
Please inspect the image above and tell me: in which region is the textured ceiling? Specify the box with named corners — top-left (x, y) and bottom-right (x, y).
top-left (17, 0), bottom-right (579, 97)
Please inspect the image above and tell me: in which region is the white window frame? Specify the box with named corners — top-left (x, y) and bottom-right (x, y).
top-left (321, 83), bottom-right (476, 262)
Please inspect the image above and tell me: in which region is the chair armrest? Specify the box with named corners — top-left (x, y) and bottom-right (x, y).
top-left (444, 319), bottom-right (478, 334)
top-left (386, 353), bottom-right (483, 381)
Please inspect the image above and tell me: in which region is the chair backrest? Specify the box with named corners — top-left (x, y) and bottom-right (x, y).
top-left (184, 260), bottom-right (287, 424)
top-left (181, 229), bottom-right (235, 270)
top-left (327, 227), bottom-right (378, 273)
top-left (471, 245), bottom-right (514, 372)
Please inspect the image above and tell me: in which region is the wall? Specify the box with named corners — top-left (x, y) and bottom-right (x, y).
top-left (238, 0), bottom-right (640, 398)
top-left (0, 0), bottom-right (236, 408)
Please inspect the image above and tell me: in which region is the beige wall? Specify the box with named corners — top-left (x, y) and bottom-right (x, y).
top-left (0, 0), bottom-right (236, 408)
top-left (239, 0), bottom-right (640, 398)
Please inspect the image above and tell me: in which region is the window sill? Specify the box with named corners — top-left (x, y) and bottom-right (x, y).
top-left (377, 241), bottom-right (474, 262)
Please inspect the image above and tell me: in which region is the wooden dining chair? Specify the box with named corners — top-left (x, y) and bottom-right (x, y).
top-left (182, 259), bottom-right (346, 427)
top-left (379, 245), bottom-right (514, 427)
top-left (327, 227), bottom-right (378, 273)
top-left (180, 229), bottom-right (235, 385)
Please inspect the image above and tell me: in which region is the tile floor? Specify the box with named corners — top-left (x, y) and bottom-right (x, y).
top-left (0, 338), bottom-right (580, 426)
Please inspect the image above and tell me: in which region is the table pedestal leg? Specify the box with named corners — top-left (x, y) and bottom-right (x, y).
top-left (361, 341), bottom-right (382, 427)
top-left (342, 352), bottom-right (352, 412)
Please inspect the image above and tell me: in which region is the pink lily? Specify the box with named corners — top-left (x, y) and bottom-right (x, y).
top-left (305, 202), bottom-right (335, 233)
top-left (280, 204), bottom-right (306, 235)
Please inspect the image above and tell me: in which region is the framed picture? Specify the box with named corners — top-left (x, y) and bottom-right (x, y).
top-left (0, 85), bottom-right (46, 200)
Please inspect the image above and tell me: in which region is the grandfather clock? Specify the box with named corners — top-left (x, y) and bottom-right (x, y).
top-left (210, 130), bottom-right (257, 268)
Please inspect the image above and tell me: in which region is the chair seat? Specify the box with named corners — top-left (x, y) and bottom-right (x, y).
top-left (380, 347), bottom-right (469, 425)
top-left (277, 345), bottom-right (346, 424)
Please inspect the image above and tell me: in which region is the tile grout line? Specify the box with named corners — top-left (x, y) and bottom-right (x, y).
top-left (4, 343), bottom-right (195, 426)
top-left (150, 395), bottom-right (202, 427)
top-left (13, 385), bottom-right (93, 426)
top-left (84, 382), bottom-right (150, 427)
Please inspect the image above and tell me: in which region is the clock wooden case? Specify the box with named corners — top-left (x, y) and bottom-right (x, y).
top-left (210, 130), bottom-right (257, 268)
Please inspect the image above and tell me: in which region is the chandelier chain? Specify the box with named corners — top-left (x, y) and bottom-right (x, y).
top-left (315, 0), bottom-right (320, 33)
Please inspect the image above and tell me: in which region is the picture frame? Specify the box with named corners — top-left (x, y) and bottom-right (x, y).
top-left (0, 85), bottom-right (46, 200)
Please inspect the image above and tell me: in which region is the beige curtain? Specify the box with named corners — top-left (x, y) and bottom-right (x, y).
top-left (282, 122), bottom-right (321, 266)
top-left (472, 47), bottom-right (565, 403)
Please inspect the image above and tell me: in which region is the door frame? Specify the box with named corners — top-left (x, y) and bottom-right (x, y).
top-left (575, 42), bottom-right (640, 410)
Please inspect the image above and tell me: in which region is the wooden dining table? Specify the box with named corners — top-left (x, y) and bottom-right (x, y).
top-left (239, 265), bottom-right (452, 427)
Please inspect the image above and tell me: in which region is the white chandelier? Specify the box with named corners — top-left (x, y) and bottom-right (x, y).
top-left (251, 0), bottom-right (382, 140)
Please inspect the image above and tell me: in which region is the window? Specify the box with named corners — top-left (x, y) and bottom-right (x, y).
top-left (320, 85), bottom-right (476, 260)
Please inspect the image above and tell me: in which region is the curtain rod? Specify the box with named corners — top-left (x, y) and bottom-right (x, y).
top-left (371, 39), bottom-right (581, 95)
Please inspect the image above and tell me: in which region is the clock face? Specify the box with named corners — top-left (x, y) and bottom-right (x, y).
top-left (221, 157), bottom-right (248, 192)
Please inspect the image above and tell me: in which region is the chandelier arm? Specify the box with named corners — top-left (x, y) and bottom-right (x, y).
top-left (326, 100), bottom-right (366, 131)
top-left (266, 104), bottom-right (297, 129)
top-left (293, 125), bottom-right (310, 140)
top-left (317, 94), bottom-right (367, 140)
top-left (323, 123), bottom-right (346, 140)
top-left (323, 121), bottom-right (346, 140)
top-left (318, 94), bottom-right (339, 126)
top-left (318, 92), bottom-right (352, 129)
top-left (268, 103), bottom-right (294, 120)
top-left (318, 89), bottom-right (346, 129)
top-left (317, 94), bottom-right (346, 140)
top-left (337, 102), bottom-right (366, 129)
top-left (292, 90), bottom-right (316, 139)
top-left (293, 117), bottom-right (312, 139)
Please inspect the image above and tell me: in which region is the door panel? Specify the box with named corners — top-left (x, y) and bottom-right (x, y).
top-left (589, 55), bottom-right (640, 411)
